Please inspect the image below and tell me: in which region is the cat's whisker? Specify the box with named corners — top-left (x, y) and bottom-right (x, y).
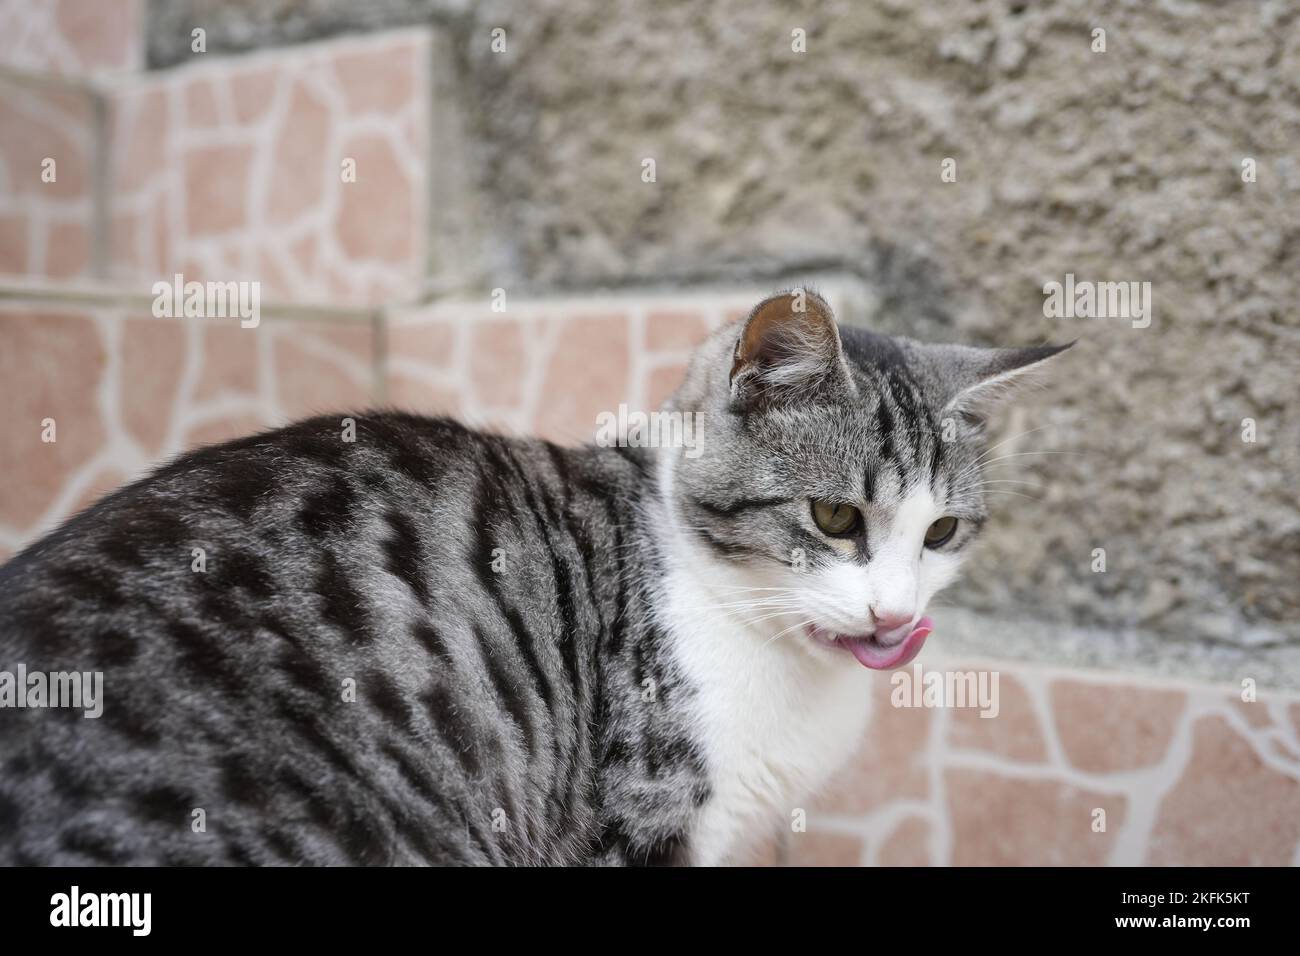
top-left (979, 451), bottom-right (1085, 465)
top-left (760, 618), bottom-right (820, 649)
top-left (979, 489), bottom-right (1044, 501)
top-left (677, 595), bottom-right (808, 615)
top-left (706, 584), bottom-right (812, 593)
top-left (684, 610), bottom-right (806, 624)
top-left (680, 600), bottom-right (805, 614)
top-left (972, 424), bottom-right (1057, 464)
top-left (741, 610), bottom-right (816, 629)
top-left (683, 594), bottom-right (804, 603)
top-left (948, 451), bottom-right (1078, 490)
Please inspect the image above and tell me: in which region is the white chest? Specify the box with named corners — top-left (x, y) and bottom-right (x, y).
top-left (661, 580), bottom-right (874, 865)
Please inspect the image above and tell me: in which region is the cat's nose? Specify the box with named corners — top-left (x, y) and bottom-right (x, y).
top-left (871, 609), bottom-right (915, 645)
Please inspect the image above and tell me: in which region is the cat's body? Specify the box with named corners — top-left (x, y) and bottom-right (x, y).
top-left (0, 415), bottom-right (708, 865)
top-left (0, 292), bottom-right (1066, 865)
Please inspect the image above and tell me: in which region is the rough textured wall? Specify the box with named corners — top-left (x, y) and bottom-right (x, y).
top-left (147, 0), bottom-right (1299, 685)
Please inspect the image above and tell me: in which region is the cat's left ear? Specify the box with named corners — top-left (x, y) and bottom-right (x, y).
top-left (925, 342), bottom-right (1073, 424)
top-left (729, 289), bottom-right (852, 410)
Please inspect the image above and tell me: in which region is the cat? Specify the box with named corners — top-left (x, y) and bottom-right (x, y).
top-left (0, 290), bottom-right (1067, 866)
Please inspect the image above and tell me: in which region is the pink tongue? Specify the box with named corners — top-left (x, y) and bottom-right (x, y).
top-left (840, 617), bottom-right (933, 670)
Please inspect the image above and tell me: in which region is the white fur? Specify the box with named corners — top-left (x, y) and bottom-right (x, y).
top-left (653, 456), bottom-right (965, 865)
top-left (658, 535), bottom-right (873, 865)
top-left (808, 487), bottom-right (963, 634)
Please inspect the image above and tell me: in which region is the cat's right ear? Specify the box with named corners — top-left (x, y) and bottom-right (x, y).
top-left (729, 289), bottom-right (851, 410)
top-left (927, 341), bottom-right (1074, 427)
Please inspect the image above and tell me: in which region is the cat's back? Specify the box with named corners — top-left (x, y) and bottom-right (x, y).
top-left (0, 412), bottom-right (637, 865)
top-left (0, 412), bottom-right (485, 658)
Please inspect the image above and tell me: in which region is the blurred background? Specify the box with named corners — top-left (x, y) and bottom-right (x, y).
top-left (1, 0), bottom-right (1297, 865)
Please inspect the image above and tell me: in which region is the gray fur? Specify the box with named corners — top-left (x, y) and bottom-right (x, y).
top-left (0, 291), bottom-right (1065, 865)
top-left (669, 291), bottom-right (1068, 573)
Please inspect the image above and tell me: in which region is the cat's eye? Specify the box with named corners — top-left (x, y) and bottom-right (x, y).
top-left (925, 516), bottom-right (958, 548)
top-left (811, 500), bottom-right (862, 537)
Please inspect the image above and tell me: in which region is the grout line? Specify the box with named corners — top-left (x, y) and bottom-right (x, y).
top-left (371, 308), bottom-right (388, 404)
top-left (0, 62), bottom-right (109, 97)
top-left (929, 645), bottom-right (1300, 701)
top-left (0, 276), bottom-right (382, 323)
top-left (89, 83), bottom-right (111, 279)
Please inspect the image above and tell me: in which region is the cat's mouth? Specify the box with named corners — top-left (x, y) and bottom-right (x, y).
top-left (806, 617), bottom-right (933, 670)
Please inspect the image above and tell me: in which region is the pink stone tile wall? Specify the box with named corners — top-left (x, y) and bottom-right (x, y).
top-left (0, 305), bottom-right (376, 562)
top-left (107, 30), bottom-right (429, 306)
top-left (385, 294), bottom-right (751, 444)
top-left (0, 288), bottom-right (753, 557)
top-left (0, 22), bottom-right (428, 300)
top-left (786, 664), bottom-right (1300, 866)
top-left (0, 23), bottom-right (429, 555)
top-left (0, 0), bottom-right (142, 77)
top-left (0, 75), bottom-right (98, 279)
top-left (0, 289), bottom-right (748, 561)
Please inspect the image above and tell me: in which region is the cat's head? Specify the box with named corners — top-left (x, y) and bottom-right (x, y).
top-left (662, 289), bottom-right (1069, 670)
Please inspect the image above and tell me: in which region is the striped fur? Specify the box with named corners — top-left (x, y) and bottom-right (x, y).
top-left (0, 416), bottom-right (704, 865)
top-left (0, 292), bottom-right (1066, 865)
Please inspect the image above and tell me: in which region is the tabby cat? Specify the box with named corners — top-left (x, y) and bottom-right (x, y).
top-left (0, 291), bottom-right (1067, 866)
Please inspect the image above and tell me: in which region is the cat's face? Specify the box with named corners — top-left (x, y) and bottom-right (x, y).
top-left (665, 290), bottom-right (1068, 669)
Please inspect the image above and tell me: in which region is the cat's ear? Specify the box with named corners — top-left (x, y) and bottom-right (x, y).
top-left (729, 289), bottom-right (850, 409)
top-left (929, 342), bottom-right (1073, 424)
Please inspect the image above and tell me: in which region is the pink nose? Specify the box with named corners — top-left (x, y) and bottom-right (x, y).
top-left (871, 609), bottom-right (915, 644)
